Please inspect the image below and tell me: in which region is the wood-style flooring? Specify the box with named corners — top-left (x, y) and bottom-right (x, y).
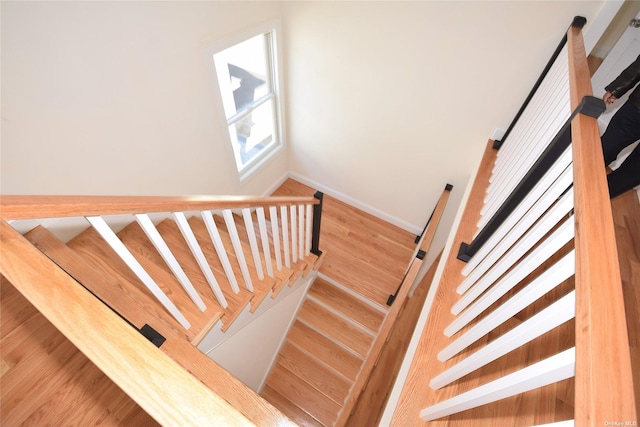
top-left (271, 178), bottom-right (417, 308)
top-left (611, 189), bottom-right (640, 415)
top-left (262, 178), bottom-right (421, 425)
top-left (389, 162), bottom-right (640, 426)
top-left (0, 276), bottom-right (156, 426)
top-left (1, 178), bottom-right (419, 426)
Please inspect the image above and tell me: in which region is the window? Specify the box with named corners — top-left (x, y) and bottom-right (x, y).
top-left (213, 30), bottom-right (281, 179)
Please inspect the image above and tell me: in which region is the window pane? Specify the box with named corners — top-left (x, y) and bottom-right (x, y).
top-left (229, 100), bottom-right (275, 169)
top-left (214, 34), bottom-right (270, 119)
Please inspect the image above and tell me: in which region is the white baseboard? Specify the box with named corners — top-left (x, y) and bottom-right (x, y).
top-left (286, 172), bottom-right (423, 235)
top-left (261, 171), bottom-right (291, 198)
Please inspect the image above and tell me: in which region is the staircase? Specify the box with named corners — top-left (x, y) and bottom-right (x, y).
top-left (0, 179), bottom-right (452, 426)
top-left (1, 193), bottom-right (324, 425)
top-left (387, 19), bottom-right (637, 425)
top-left (258, 179), bottom-right (452, 426)
top-left (262, 276), bottom-right (387, 426)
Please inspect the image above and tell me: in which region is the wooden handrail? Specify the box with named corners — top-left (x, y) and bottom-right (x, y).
top-left (0, 195), bottom-right (318, 220)
top-left (0, 219), bottom-right (261, 426)
top-left (417, 187), bottom-right (452, 255)
top-left (389, 141), bottom-right (498, 425)
top-left (567, 25), bottom-right (637, 424)
top-left (336, 185), bottom-right (452, 425)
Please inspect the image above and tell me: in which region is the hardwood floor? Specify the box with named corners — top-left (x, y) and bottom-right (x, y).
top-left (389, 141), bottom-right (640, 426)
top-left (611, 190), bottom-right (640, 416)
top-left (263, 178), bottom-right (420, 425)
top-left (271, 179), bottom-right (417, 308)
top-left (5, 176), bottom-right (631, 425)
top-left (347, 252), bottom-right (442, 427)
top-left (0, 275), bottom-right (156, 426)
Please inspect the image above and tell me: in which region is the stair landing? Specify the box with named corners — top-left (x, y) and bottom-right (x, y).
top-left (271, 179), bottom-right (416, 307)
top-left (263, 179), bottom-right (418, 426)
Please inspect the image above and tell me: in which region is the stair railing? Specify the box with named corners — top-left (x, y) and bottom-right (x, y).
top-left (390, 16), bottom-right (636, 425)
top-left (387, 183), bottom-right (453, 306)
top-left (335, 184), bottom-right (452, 426)
top-left (0, 194), bottom-right (321, 426)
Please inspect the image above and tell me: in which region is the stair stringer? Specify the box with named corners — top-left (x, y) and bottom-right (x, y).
top-left (198, 268), bottom-right (318, 392)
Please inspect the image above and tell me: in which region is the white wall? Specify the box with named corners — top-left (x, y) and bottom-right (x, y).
top-left (205, 277), bottom-right (312, 392)
top-left (1, 1), bottom-right (286, 197)
top-left (282, 1), bottom-right (604, 267)
top-left (1, 0), bottom-right (606, 270)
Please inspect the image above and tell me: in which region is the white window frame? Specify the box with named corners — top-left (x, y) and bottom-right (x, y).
top-left (209, 22), bottom-right (285, 183)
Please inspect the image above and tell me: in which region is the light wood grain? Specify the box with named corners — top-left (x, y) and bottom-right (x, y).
top-left (1, 277), bottom-right (156, 426)
top-left (0, 195), bottom-right (318, 220)
top-left (188, 215), bottom-right (277, 313)
top-left (276, 341), bottom-right (352, 404)
top-left (66, 225), bottom-right (218, 343)
top-left (262, 385), bottom-right (325, 427)
top-left (118, 221), bottom-right (226, 341)
top-left (390, 140), bottom-right (497, 426)
top-left (283, 320), bottom-right (364, 382)
top-left (336, 185), bottom-right (452, 426)
top-left (0, 220), bottom-right (255, 426)
top-left (267, 362), bottom-right (342, 426)
top-left (297, 299), bottom-right (374, 359)
top-left (263, 179), bottom-right (419, 424)
top-left (271, 179), bottom-right (416, 307)
top-left (308, 277), bottom-right (385, 333)
top-left (568, 25), bottom-right (637, 424)
top-left (347, 252), bottom-right (442, 427)
top-left (1, 265), bottom-right (293, 427)
top-left (336, 257), bottom-right (423, 425)
top-left (611, 190), bottom-right (640, 416)
top-left (24, 225), bottom-right (202, 344)
top-left (155, 218), bottom-right (254, 331)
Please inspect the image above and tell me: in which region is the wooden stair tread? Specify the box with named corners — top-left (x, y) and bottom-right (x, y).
top-left (318, 249), bottom-right (401, 309)
top-left (1, 277), bottom-right (154, 426)
top-left (222, 212), bottom-right (311, 297)
top-left (308, 277), bottom-right (386, 333)
top-left (117, 221), bottom-right (225, 343)
top-left (286, 321), bottom-right (363, 381)
top-left (57, 228), bottom-right (206, 342)
top-left (228, 210), bottom-right (316, 279)
top-left (297, 299), bottom-right (374, 359)
top-left (65, 225), bottom-right (213, 343)
top-left (155, 218), bottom-right (253, 331)
top-left (276, 340), bottom-right (352, 405)
top-left (23, 226), bottom-right (195, 343)
top-left (266, 363), bottom-right (341, 426)
top-left (187, 215), bottom-right (275, 313)
top-left (271, 179), bottom-right (416, 308)
top-left (260, 385), bottom-right (324, 427)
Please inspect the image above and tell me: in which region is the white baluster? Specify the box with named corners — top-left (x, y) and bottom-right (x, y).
top-left (200, 210), bottom-right (240, 293)
top-left (449, 218), bottom-right (574, 335)
top-left (431, 291), bottom-right (575, 389)
top-left (222, 209), bottom-right (253, 292)
top-left (462, 148), bottom-right (573, 278)
top-left (440, 249), bottom-right (575, 362)
top-left (298, 204), bottom-right (305, 260)
top-left (134, 214), bottom-right (206, 311)
top-left (290, 205), bottom-right (298, 263)
top-left (242, 208), bottom-right (264, 280)
top-left (421, 348), bottom-right (575, 421)
top-left (280, 205), bottom-right (291, 268)
top-left (256, 207), bottom-right (274, 278)
top-left (269, 206), bottom-right (283, 271)
top-left (86, 216), bottom-right (191, 329)
top-left (172, 212), bottom-right (228, 309)
top-left (456, 176), bottom-right (574, 307)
